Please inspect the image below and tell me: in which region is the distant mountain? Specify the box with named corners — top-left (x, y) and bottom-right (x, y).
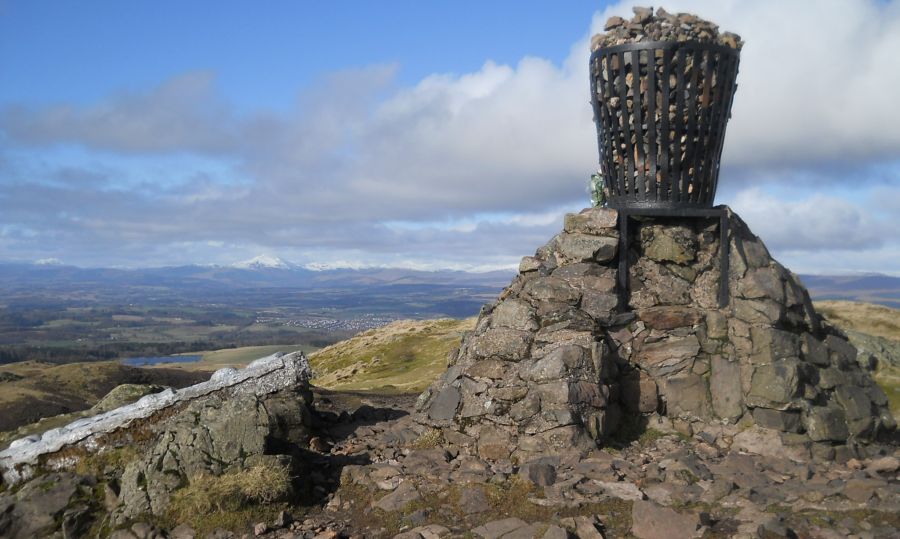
top-left (798, 274), bottom-right (900, 308)
top-left (0, 260), bottom-right (896, 309)
top-left (231, 255), bottom-right (298, 270)
top-left (0, 260), bottom-right (514, 304)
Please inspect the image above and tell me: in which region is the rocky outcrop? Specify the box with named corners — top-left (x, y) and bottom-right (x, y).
top-left (0, 352), bottom-right (316, 537)
top-left (415, 207), bottom-right (895, 462)
top-left (113, 384), bottom-right (313, 523)
top-left (0, 351), bottom-right (312, 486)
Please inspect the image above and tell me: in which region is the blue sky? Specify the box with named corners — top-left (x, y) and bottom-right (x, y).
top-left (1, 0), bottom-right (899, 274)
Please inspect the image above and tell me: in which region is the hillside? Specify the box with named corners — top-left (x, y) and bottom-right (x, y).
top-left (309, 318), bottom-right (476, 392)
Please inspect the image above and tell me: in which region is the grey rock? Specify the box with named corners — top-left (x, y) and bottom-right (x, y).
top-left (752, 408), bottom-right (801, 432)
top-left (524, 277), bottom-right (581, 304)
top-left (806, 405), bottom-right (850, 442)
top-left (0, 473), bottom-right (82, 539)
top-left (638, 306), bottom-right (702, 330)
top-left (557, 233), bottom-right (618, 264)
top-left (580, 291), bottom-right (618, 322)
top-left (750, 327), bottom-right (801, 365)
top-left (472, 517), bottom-right (530, 539)
top-left (564, 207), bottom-right (618, 235)
top-left (519, 256), bottom-right (543, 273)
top-left (801, 334), bottom-right (831, 367)
top-left (621, 370), bottom-right (659, 414)
top-left (458, 486), bottom-right (490, 514)
top-left (635, 335), bottom-right (700, 376)
top-left (541, 525), bottom-right (570, 539)
top-left (642, 225), bottom-right (697, 264)
top-left (519, 459), bottom-right (558, 486)
top-left (738, 267), bottom-right (784, 303)
top-left (665, 373), bottom-right (711, 419)
top-left (374, 481), bottom-right (421, 512)
top-left (709, 356), bottom-right (743, 420)
top-left (631, 500), bottom-right (699, 539)
top-left (834, 385), bottom-right (874, 436)
top-left (747, 359), bottom-right (800, 406)
top-left (492, 299), bottom-right (539, 331)
top-left (471, 328), bottom-right (532, 361)
top-left (428, 386), bottom-right (461, 422)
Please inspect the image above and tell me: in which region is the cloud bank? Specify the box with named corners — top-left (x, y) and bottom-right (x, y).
top-left (1, 0), bottom-right (898, 273)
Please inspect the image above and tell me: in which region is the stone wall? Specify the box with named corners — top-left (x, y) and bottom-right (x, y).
top-left (0, 351), bottom-right (313, 486)
top-left (415, 207), bottom-right (895, 462)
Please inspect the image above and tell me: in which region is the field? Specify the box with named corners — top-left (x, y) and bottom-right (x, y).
top-left (309, 318), bottom-right (476, 392)
top-left (814, 301), bottom-right (900, 342)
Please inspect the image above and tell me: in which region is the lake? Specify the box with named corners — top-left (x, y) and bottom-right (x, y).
top-left (121, 355), bottom-right (203, 367)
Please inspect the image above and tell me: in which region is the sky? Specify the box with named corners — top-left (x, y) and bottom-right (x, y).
top-left (1, 0), bottom-right (898, 274)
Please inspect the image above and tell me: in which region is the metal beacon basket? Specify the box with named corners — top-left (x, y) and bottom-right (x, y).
top-left (590, 40), bottom-right (740, 209)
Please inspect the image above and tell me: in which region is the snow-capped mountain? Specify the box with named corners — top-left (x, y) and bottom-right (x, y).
top-left (231, 255), bottom-right (297, 270)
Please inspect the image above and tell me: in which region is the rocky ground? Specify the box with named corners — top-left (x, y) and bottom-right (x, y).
top-left (75, 388), bottom-right (895, 539)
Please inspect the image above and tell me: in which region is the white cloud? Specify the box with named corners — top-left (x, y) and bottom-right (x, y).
top-left (730, 186), bottom-right (892, 252)
top-left (0, 1), bottom-right (899, 272)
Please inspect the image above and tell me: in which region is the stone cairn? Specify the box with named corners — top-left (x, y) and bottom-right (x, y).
top-left (414, 207), bottom-right (896, 462)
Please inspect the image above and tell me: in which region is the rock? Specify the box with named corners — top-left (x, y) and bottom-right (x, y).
top-left (427, 386), bottom-right (461, 422)
top-left (631, 500), bottom-right (699, 539)
top-left (557, 233), bottom-right (618, 264)
top-left (635, 335), bottom-right (700, 376)
top-left (169, 524), bottom-right (197, 539)
top-left (752, 408), bottom-right (801, 432)
top-left (621, 370), bottom-right (658, 414)
top-left (458, 486), bottom-right (490, 515)
top-left (541, 525), bottom-right (569, 539)
top-left (747, 359), bottom-right (800, 406)
top-left (493, 299), bottom-right (539, 331)
top-left (0, 473), bottom-right (82, 539)
top-left (866, 456), bottom-right (900, 475)
top-left (666, 373), bottom-right (711, 419)
top-left (115, 388), bottom-right (311, 522)
top-left (638, 307), bottom-right (702, 330)
top-left (642, 225), bottom-right (697, 264)
top-left (632, 6), bottom-right (653, 23)
top-left (397, 525), bottom-right (452, 539)
top-left (519, 459), bottom-right (557, 487)
top-left (801, 334), bottom-right (831, 367)
top-left (91, 384), bottom-right (167, 413)
top-left (834, 385), bottom-right (874, 436)
top-left (749, 327), bottom-right (800, 365)
top-left (374, 481), bottom-right (421, 512)
top-left (564, 208), bottom-right (618, 235)
top-left (732, 425), bottom-right (807, 461)
top-left (572, 515), bottom-right (605, 539)
top-left (520, 256), bottom-right (543, 273)
top-left (738, 267), bottom-right (784, 303)
top-left (709, 356), bottom-right (743, 420)
top-left (806, 405), bottom-right (850, 442)
top-left (472, 518), bottom-right (530, 539)
top-left (471, 328), bottom-right (532, 361)
top-left (604, 16), bottom-right (625, 31)
top-left (844, 478), bottom-right (881, 502)
top-left (595, 480), bottom-right (645, 501)
top-left (253, 522), bottom-right (268, 536)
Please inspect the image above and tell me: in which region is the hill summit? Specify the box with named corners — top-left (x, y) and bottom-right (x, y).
top-left (415, 206), bottom-right (895, 461)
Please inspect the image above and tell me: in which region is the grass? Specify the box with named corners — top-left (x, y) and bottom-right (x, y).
top-left (165, 465), bottom-right (293, 535)
top-left (815, 301), bottom-right (900, 342)
top-left (309, 318), bottom-right (475, 392)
